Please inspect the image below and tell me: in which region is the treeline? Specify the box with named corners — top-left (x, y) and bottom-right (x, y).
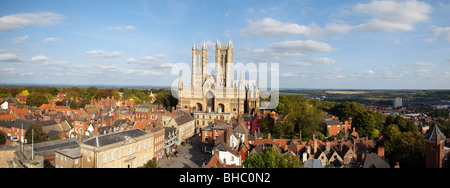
top-left (1, 86), bottom-right (178, 110)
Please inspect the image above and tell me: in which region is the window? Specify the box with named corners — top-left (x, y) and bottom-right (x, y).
top-left (138, 143), bottom-right (141, 152)
top-left (129, 146), bottom-right (132, 155)
top-left (117, 149), bottom-right (121, 159)
top-left (75, 159), bottom-right (79, 165)
top-left (102, 153), bottom-right (106, 164)
top-left (110, 151), bottom-right (114, 161)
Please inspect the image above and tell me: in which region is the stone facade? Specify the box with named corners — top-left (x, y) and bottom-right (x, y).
top-left (80, 129), bottom-right (155, 168)
top-left (177, 39), bottom-right (260, 118)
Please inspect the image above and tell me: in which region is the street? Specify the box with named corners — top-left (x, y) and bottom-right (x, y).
top-left (157, 134), bottom-right (212, 168)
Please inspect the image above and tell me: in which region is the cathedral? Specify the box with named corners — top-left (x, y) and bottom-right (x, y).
top-left (177, 38), bottom-right (260, 117)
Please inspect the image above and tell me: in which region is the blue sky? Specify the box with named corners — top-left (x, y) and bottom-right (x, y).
top-left (0, 0), bottom-right (449, 89)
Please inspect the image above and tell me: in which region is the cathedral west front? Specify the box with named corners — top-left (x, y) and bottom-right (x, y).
top-left (177, 38), bottom-right (260, 118)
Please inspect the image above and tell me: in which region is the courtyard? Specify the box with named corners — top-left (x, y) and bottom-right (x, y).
top-left (157, 135), bottom-right (212, 168)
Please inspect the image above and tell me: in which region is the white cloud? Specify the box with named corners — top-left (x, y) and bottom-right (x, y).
top-left (425, 27), bottom-right (450, 42)
top-left (107, 25), bottom-right (136, 31)
top-left (354, 0), bottom-right (432, 32)
top-left (0, 53), bottom-right (25, 62)
top-left (30, 55), bottom-right (67, 65)
top-left (86, 50), bottom-right (124, 58)
top-left (286, 62), bottom-right (311, 66)
top-left (42, 37), bottom-right (62, 43)
top-left (407, 61), bottom-right (436, 67)
top-left (30, 55), bottom-right (50, 62)
top-left (0, 67), bottom-right (33, 76)
top-left (241, 18), bottom-right (312, 37)
top-left (281, 72), bottom-right (299, 78)
top-left (267, 40), bottom-right (337, 53)
top-left (309, 57), bottom-right (336, 64)
top-left (0, 12), bottom-right (64, 31)
top-left (10, 35), bottom-right (29, 44)
top-left (126, 54), bottom-right (173, 68)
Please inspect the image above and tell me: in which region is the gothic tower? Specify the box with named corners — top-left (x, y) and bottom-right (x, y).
top-left (215, 38), bottom-right (233, 88)
top-left (192, 41), bottom-right (207, 88)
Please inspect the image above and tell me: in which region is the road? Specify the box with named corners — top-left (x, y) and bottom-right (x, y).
top-left (157, 135), bottom-right (212, 168)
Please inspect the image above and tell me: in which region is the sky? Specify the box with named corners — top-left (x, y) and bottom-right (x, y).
top-left (0, 0), bottom-right (450, 89)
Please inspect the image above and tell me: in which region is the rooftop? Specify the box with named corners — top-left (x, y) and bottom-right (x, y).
top-left (82, 129), bottom-right (150, 148)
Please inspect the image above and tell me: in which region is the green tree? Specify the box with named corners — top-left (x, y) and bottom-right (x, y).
top-left (329, 101), bottom-right (365, 122)
top-left (26, 92), bottom-right (49, 107)
top-left (140, 158), bottom-right (159, 168)
top-left (390, 131), bottom-right (425, 168)
top-left (25, 124), bottom-right (47, 144)
top-left (352, 110), bottom-right (381, 139)
top-left (243, 147), bottom-right (303, 168)
top-left (84, 87), bottom-right (98, 100)
top-left (381, 123), bottom-right (424, 168)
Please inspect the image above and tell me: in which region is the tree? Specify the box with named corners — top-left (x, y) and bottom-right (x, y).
top-left (84, 87), bottom-right (98, 100)
top-left (140, 158), bottom-right (159, 168)
top-left (329, 101), bottom-right (365, 122)
top-left (25, 124), bottom-right (47, 144)
top-left (390, 131), bottom-right (425, 168)
top-left (381, 123), bottom-right (424, 168)
top-left (26, 92), bottom-right (48, 107)
top-left (352, 110), bottom-right (381, 139)
top-left (243, 147), bottom-right (303, 168)
top-left (21, 90), bottom-right (30, 96)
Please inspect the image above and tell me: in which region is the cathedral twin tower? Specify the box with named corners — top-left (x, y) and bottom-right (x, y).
top-left (191, 38), bottom-right (233, 89)
top-left (178, 38), bottom-right (260, 117)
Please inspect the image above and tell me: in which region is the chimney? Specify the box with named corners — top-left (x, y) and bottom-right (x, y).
top-left (225, 125), bottom-right (231, 147)
top-left (268, 133), bottom-right (271, 140)
top-left (325, 141), bottom-right (330, 152)
top-left (378, 146), bottom-right (385, 160)
top-left (313, 137), bottom-right (317, 154)
top-left (306, 145), bottom-right (311, 156)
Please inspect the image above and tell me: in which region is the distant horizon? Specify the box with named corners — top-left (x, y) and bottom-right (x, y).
top-left (1, 83), bottom-right (449, 91)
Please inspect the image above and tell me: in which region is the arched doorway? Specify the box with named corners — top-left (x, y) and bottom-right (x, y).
top-left (205, 90), bottom-right (214, 112)
top-left (218, 103), bottom-right (225, 113)
top-left (196, 103), bottom-right (203, 112)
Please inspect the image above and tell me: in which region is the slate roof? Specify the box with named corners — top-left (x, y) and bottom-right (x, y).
top-left (0, 119), bottom-right (33, 130)
top-left (325, 119), bottom-right (341, 126)
top-left (83, 129), bottom-right (149, 148)
top-left (304, 159), bottom-right (322, 168)
top-left (174, 110), bottom-right (194, 126)
top-left (363, 153), bottom-right (390, 168)
top-left (425, 124), bottom-right (446, 143)
top-left (55, 147), bottom-right (81, 158)
top-left (30, 138), bottom-right (79, 157)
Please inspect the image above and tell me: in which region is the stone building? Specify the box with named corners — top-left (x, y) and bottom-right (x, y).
top-left (80, 129), bottom-right (154, 168)
top-left (177, 38), bottom-right (260, 117)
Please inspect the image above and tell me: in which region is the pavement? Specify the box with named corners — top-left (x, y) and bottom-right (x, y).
top-left (157, 134), bottom-right (212, 168)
